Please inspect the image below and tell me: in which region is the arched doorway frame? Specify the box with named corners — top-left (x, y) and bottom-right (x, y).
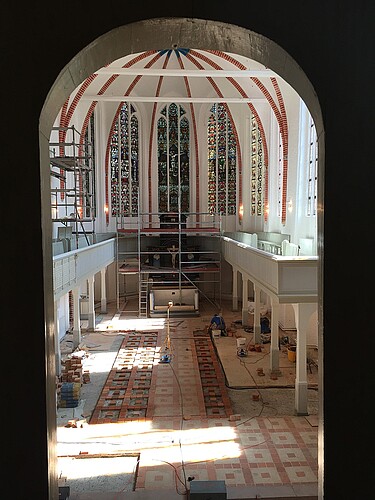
top-left (39, 17), bottom-right (325, 498)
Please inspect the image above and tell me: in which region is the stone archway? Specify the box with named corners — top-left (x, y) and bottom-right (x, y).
top-left (39, 17), bottom-right (324, 498)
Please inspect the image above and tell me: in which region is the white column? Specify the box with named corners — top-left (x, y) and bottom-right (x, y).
top-left (241, 274), bottom-right (248, 326)
top-left (54, 300), bottom-right (61, 376)
top-left (87, 275), bottom-right (95, 330)
top-left (100, 267), bottom-right (107, 314)
top-left (293, 302), bottom-right (317, 415)
top-left (270, 298), bottom-right (280, 374)
top-left (253, 285), bottom-right (261, 344)
top-left (232, 267), bottom-right (238, 311)
top-left (72, 286), bottom-right (81, 349)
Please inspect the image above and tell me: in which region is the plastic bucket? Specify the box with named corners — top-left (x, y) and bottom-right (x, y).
top-left (287, 345), bottom-right (296, 362)
top-left (236, 337), bottom-right (247, 348)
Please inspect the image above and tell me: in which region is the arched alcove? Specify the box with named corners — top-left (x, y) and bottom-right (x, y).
top-left (39, 17), bottom-right (324, 497)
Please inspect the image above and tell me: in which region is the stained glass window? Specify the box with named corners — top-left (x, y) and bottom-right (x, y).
top-left (277, 128), bottom-right (283, 217)
top-left (250, 115), bottom-right (264, 216)
top-left (83, 112), bottom-right (96, 218)
top-left (307, 117), bottom-right (318, 217)
top-left (110, 103), bottom-right (139, 217)
top-left (157, 103), bottom-right (190, 213)
top-left (207, 104), bottom-right (237, 215)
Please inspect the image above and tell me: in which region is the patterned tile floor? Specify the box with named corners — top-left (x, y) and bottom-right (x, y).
top-left (57, 299), bottom-right (318, 499)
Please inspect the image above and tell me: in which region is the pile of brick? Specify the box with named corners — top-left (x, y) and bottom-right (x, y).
top-left (58, 382), bottom-right (81, 408)
top-left (61, 356), bottom-right (83, 384)
top-left (56, 351), bottom-right (91, 408)
top-left (57, 355), bottom-right (86, 408)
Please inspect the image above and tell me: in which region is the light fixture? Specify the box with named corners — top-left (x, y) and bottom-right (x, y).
top-left (239, 204), bottom-right (244, 219)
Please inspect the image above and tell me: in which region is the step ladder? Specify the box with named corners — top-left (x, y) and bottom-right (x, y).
top-left (138, 273), bottom-right (149, 318)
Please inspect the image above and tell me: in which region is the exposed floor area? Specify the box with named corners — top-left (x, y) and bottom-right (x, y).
top-left (56, 298), bottom-right (319, 499)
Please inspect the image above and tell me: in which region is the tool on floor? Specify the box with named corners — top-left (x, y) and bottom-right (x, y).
top-left (160, 346), bottom-right (172, 363)
top-left (237, 347), bottom-right (248, 357)
top-left (236, 337), bottom-right (248, 357)
top-left (160, 301), bottom-right (173, 363)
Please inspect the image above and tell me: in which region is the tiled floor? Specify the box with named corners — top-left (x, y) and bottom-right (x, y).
top-left (57, 298), bottom-right (319, 499)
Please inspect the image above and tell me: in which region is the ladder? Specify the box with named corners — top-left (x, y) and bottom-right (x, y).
top-left (138, 273), bottom-right (149, 318)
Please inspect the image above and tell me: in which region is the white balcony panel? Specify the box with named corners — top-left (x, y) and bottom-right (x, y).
top-left (277, 260), bottom-right (318, 300)
top-left (53, 238), bottom-right (115, 300)
top-left (222, 237), bottom-right (318, 303)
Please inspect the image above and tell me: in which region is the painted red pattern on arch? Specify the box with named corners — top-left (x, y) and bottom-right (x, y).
top-left (103, 51), bottom-right (160, 224)
top-left (56, 48), bottom-right (287, 226)
top-left (146, 52), bottom-right (172, 222)
top-left (58, 100), bottom-right (69, 199)
top-left (203, 49), bottom-right (288, 223)
top-left (57, 75), bottom-right (97, 200)
top-left (177, 54), bottom-right (200, 218)
top-left (51, 49), bottom-right (158, 224)
top-left (186, 50), bottom-right (248, 214)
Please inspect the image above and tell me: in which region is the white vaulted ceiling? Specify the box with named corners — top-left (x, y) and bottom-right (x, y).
top-left (62, 47), bottom-right (289, 121)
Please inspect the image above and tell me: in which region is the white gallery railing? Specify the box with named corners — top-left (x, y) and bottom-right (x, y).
top-left (53, 238), bottom-right (116, 300)
top-left (221, 236), bottom-right (318, 303)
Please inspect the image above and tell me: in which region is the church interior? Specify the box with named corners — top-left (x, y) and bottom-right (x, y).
top-left (5, 5), bottom-right (373, 499)
top-left (49, 19), bottom-right (320, 499)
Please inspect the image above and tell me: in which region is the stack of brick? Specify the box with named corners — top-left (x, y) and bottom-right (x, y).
top-left (57, 355), bottom-right (83, 408)
top-left (61, 356), bottom-right (83, 384)
top-left (59, 382), bottom-right (81, 408)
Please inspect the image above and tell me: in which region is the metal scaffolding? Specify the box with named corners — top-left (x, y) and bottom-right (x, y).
top-left (50, 125), bottom-right (95, 248)
top-left (116, 211), bottom-right (222, 316)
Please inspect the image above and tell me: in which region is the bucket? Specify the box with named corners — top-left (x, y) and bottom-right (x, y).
top-left (236, 337), bottom-right (247, 348)
top-left (287, 345), bottom-right (296, 362)
top-left (212, 329), bottom-right (221, 339)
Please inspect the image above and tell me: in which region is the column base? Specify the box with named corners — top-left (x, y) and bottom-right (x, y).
top-left (87, 312), bottom-right (95, 330)
top-left (72, 329), bottom-right (81, 349)
top-left (270, 347), bottom-right (280, 373)
top-left (100, 301), bottom-right (107, 314)
top-left (241, 309), bottom-right (249, 326)
top-left (253, 325), bottom-right (261, 344)
top-left (295, 380), bottom-right (308, 415)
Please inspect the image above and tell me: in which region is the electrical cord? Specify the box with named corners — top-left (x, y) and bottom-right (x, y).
top-left (210, 333), bottom-right (281, 425)
top-left (156, 323), bottom-right (189, 495)
top-left (168, 347), bottom-right (189, 495)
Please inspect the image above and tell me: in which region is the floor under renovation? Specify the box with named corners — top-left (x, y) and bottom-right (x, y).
top-left (56, 298), bottom-right (319, 500)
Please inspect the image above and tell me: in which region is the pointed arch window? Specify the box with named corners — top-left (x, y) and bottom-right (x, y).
top-left (277, 127), bottom-right (283, 218)
top-left (307, 117), bottom-right (318, 216)
top-left (157, 103), bottom-right (190, 213)
top-left (83, 112), bottom-right (96, 218)
top-left (110, 102), bottom-right (139, 217)
top-left (207, 104), bottom-right (237, 215)
top-left (250, 115), bottom-right (264, 216)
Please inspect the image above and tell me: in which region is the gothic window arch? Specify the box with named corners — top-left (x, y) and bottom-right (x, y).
top-left (250, 115), bottom-right (264, 216)
top-left (277, 126), bottom-right (283, 218)
top-left (157, 103), bottom-right (190, 213)
top-left (110, 102), bottom-right (139, 217)
top-left (307, 116), bottom-right (318, 217)
top-left (207, 103), bottom-right (237, 215)
top-left (83, 112), bottom-right (96, 218)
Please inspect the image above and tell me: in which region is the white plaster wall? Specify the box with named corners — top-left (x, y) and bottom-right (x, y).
top-left (57, 293), bottom-right (70, 340)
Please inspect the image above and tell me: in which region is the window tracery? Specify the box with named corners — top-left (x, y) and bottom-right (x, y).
top-left (157, 103), bottom-right (190, 213)
top-left (110, 103), bottom-right (139, 217)
top-left (207, 103), bottom-right (237, 215)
